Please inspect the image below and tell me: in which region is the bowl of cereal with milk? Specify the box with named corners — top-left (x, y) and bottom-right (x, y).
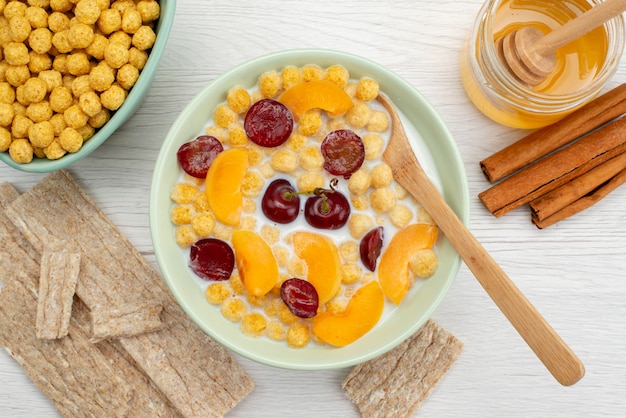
top-left (0, 0), bottom-right (175, 173)
top-left (150, 49), bottom-right (469, 370)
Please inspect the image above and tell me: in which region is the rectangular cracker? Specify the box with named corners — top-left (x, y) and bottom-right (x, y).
top-left (342, 320), bottom-right (463, 418)
top-left (36, 249), bottom-right (81, 339)
top-left (91, 301), bottom-right (164, 340)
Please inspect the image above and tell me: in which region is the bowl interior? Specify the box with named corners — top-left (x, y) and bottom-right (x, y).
top-left (150, 49), bottom-right (469, 370)
top-left (0, 0), bottom-right (177, 173)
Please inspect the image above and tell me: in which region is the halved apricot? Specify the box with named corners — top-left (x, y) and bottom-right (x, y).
top-left (378, 224), bottom-right (438, 305)
top-left (292, 231), bottom-right (342, 304)
top-left (205, 147), bottom-right (249, 226)
top-left (312, 281), bottom-right (384, 347)
top-left (279, 79), bottom-right (353, 120)
top-left (232, 230), bottom-right (278, 296)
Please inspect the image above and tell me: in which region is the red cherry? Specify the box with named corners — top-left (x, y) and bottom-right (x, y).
top-left (261, 179), bottom-right (301, 224)
top-left (176, 135), bottom-right (224, 178)
top-left (244, 99), bottom-right (294, 147)
top-left (321, 129), bottom-right (365, 179)
top-left (304, 180), bottom-right (350, 230)
top-left (280, 278), bottom-right (319, 318)
top-left (359, 226), bottom-right (384, 272)
top-left (189, 238), bottom-right (235, 281)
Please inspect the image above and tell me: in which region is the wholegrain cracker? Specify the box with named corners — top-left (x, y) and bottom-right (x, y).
top-left (91, 301), bottom-right (164, 340)
top-left (342, 320), bottom-right (463, 418)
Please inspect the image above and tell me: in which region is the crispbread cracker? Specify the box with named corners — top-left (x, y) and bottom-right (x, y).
top-left (343, 320), bottom-right (463, 417)
top-left (91, 301), bottom-right (164, 340)
top-left (36, 249), bottom-right (81, 339)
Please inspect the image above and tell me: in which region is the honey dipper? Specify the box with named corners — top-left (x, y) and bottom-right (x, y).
top-left (497, 0), bottom-right (626, 85)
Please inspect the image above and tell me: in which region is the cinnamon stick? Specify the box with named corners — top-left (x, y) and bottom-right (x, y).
top-left (480, 83), bottom-right (626, 183)
top-left (529, 151), bottom-right (626, 222)
top-left (531, 167), bottom-right (626, 229)
top-left (478, 116), bottom-right (626, 217)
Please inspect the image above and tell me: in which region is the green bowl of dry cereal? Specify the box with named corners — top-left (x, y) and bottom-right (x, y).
top-left (150, 49), bottom-right (470, 370)
top-left (0, 0), bottom-right (176, 172)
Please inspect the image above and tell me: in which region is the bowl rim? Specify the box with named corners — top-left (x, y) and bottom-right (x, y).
top-left (0, 0), bottom-right (177, 173)
top-left (150, 48), bottom-right (470, 370)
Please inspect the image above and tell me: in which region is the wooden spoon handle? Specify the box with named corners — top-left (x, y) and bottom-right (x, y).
top-left (535, 0), bottom-right (626, 55)
top-left (401, 164), bottom-right (585, 386)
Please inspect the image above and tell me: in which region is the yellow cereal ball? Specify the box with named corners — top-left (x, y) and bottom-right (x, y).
top-left (258, 70), bottom-right (281, 98)
top-left (5, 65), bottom-right (31, 87)
top-left (67, 52), bottom-right (91, 76)
top-left (204, 125), bottom-right (227, 143)
top-left (104, 41), bottom-right (129, 68)
top-left (351, 193), bottom-right (369, 211)
top-left (75, 0), bottom-right (101, 24)
top-left (110, 0), bottom-right (135, 13)
top-left (21, 77), bottom-right (46, 103)
top-left (170, 205), bottom-right (192, 226)
top-left (270, 149), bottom-right (298, 173)
top-left (28, 27), bottom-right (52, 54)
top-left (43, 138), bottom-right (66, 160)
top-left (213, 103), bottom-right (237, 128)
top-left (286, 323), bottom-right (310, 348)
top-left (110, 31), bottom-right (132, 48)
top-left (25, 6), bottom-right (49, 28)
top-left (266, 321), bottom-right (287, 341)
top-left (284, 133), bottom-right (307, 153)
top-left (362, 133), bottom-right (384, 160)
top-left (28, 120), bottom-right (54, 148)
top-left (272, 246), bottom-right (289, 268)
top-left (49, 85), bottom-right (73, 112)
top-left (240, 312), bottom-right (267, 338)
top-left (342, 263), bottom-right (362, 285)
top-left (366, 110), bottom-right (390, 133)
top-left (389, 204), bottom-right (413, 228)
top-left (4, 1), bottom-right (27, 19)
top-left (260, 224), bottom-right (280, 245)
top-left (298, 145), bottom-right (324, 171)
top-left (370, 163), bottom-right (393, 188)
top-left (26, 101), bottom-right (52, 122)
top-left (48, 11), bottom-right (71, 32)
top-left (0, 82), bottom-right (15, 104)
top-left (409, 249), bottom-right (439, 278)
top-left (73, 74), bottom-right (95, 96)
top-left (417, 207), bottom-right (436, 225)
top-left (348, 213), bottom-right (374, 239)
top-left (9, 138), bottom-right (34, 163)
top-left (3, 42), bottom-right (29, 66)
top-left (27, 51), bottom-right (52, 74)
top-left (240, 171), bottom-right (265, 198)
top-left (52, 30), bottom-right (73, 53)
top-left (258, 161), bottom-right (275, 179)
top-left (192, 192), bottom-right (210, 214)
top-left (175, 225), bottom-right (197, 248)
top-left (226, 86), bottom-right (251, 114)
top-left (246, 293), bottom-right (268, 308)
top-left (89, 62), bottom-right (115, 92)
top-left (100, 83), bottom-right (126, 110)
top-left (0, 103), bottom-right (14, 126)
top-left (49, 113), bottom-right (67, 135)
top-left (301, 64), bottom-right (323, 81)
top-left (9, 15), bottom-right (31, 43)
top-left (347, 169), bottom-right (371, 195)
top-left (78, 90), bottom-right (102, 117)
top-left (97, 8), bottom-right (121, 34)
top-left (52, 54), bottom-right (68, 74)
top-left (356, 77), bottom-right (380, 102)
top-left (85, 34), bottom-right (109, 60)
top-left (131, 24), bottom-right (155, 50)
top-left (63, 104), bottom-right (89, 129)
top-left (16, 86), bottom-right (31, 107)
top-left (0, 127), bottom-right (11, 152)
top-left (324, 65), bottom-right (350, 88)
top-left (287, 257), bottom-right (307, 277)
top-left (128, 46), bottom-right (148, 69)
top-left (12, 102), bottom-right (27, 118)
top-left (11, 114), bottom-right (34, 138)
top-left (68, 23), bottom-right (93, 49)
top-left (281, 65), bottom-right (301, 90)
top-left (191, 213), bottom-right (216, 237)
top-left (121, 8), bottom-right (142, 33)
top-left (58, 126), bottom-right (84, 153)
top-left (298, 109), bottom-right (322, 136)
top-left (37, 70), bottom-right (62, 92)
top-left (297, 171), bottom-right (325, 192)
top-left (88, 107), bottom-right (110, 128)
top-left (76, 123), bottom-right (95, 141)
top-left (137, 0), bottom-right (160, 23)
top-left (218, 297), bottom-right (246, 322)
top-left (278, 302), bottom-right (299, 325)
top-left (227, 124), bottom-right (248, 147)
top-left (170, 183), bottom-right (200, 204)
top-left (345, 100), bottom-right (371, 128)
top-left (370, 188), bottom-right (396, 213)
top-left (115, 63), bottom-right (138, 90)
top-left (205, 283), bottom-right (232, 305)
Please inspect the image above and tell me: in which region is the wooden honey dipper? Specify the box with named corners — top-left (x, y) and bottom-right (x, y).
top-left (497, 0), bottom-right (626, 85)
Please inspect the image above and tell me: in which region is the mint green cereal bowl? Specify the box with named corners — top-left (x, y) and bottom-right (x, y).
top-left (150, 49), bottom-right (469, 370)
top-left (0, 0), bottom-right (176, 173)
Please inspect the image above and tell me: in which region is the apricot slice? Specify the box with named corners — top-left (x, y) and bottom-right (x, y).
top-left (205, 147), bottom-right (249, 226)
top-left (292, 231), bottom-right (342, 304)
top-left (378, 224), bottom-right (438, 305)
top-left (231, 230), bottom-right (278, 296)
top-left (279, 79), bottom-right (354, 120)
top-left (312, 281), bottom-right (384, 347)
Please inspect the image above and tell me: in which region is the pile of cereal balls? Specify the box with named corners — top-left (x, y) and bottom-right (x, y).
top-left (0, 0), bottom-right (160, 164)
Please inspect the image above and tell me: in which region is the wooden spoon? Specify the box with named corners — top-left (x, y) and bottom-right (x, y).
top-left (377, 93), bottom-right (585, 386)
top-left (498, 0), bottom-right (626, 85)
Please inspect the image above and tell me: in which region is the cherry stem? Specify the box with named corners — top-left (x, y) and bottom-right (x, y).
top-left (282, 178), bottom-right (339, 207)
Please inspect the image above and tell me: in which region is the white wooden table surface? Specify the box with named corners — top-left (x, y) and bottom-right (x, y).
top-left (2, 1), bottom-right (625, 417)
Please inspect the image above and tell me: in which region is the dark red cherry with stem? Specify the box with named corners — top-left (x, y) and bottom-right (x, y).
top-left (189, 238), bottom-right (235, 281)
top-left (244, 99), bottom-right (294, 147)
top-left (321, 129), bottom-right (365, 179)
top-left (280, 278), bottom-right (319, 318)
top-left (360, 226), bottom-right (384, 272)
top-left (304, 179), bottom-right (350, 230)
top-left (261, 179), bottom-right (301, 224)
top-left (176, 135), bottom-right (224, 178)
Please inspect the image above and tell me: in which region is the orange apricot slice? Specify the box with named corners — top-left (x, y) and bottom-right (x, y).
top-left (378, 224), bottom-right (439, 305)
top-left (279, 79), bottom-right (354, 120)
top-left (232, 230), bottom-right (278, 296)
top-left (205, 147), bottom-right (249, 226)
top-left (292, 231), bottom-right (342, 304)
top-left (312, 281), bottom-right (384, 347)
